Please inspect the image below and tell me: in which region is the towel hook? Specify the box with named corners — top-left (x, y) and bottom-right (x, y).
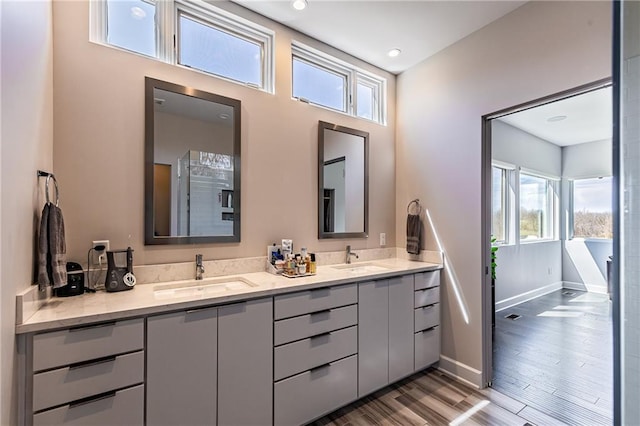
top-left (45, 174), bottom-right (60, 207)
top-left (407, 198), bottom-right (421, 216)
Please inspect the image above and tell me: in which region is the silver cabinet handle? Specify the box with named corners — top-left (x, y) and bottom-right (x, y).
top-left (68, 390), bottom-right (116, 409)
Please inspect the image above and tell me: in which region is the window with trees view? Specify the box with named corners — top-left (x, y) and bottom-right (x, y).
top-left (520, 173), bottom-right (555, 240)
top-left (572, 177), bottom-right (613, 239)
top-left (492, 166), bottom-right (507, 243)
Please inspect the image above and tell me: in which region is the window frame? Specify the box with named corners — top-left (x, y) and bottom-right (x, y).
top-left (569, 175), bottom-right (613, 240)
top-left (491, 165), bottom-right (508, 244)
top-left (291, 42), bottom-right (387, 124)
top-left (518, 169), bottom-right (559, 243)
top-left (90, 0), bottom-right (275, 93)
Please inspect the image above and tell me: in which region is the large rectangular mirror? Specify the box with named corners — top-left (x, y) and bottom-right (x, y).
top-left (145, 77), bottom-right (241, 245)
top-left (318, 121), bottom-right (369, 239)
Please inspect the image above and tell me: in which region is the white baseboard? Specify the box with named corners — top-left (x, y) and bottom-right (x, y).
top-left (563, 281), bottom-right (608, 294)
top-left (495, 282), bottom-right (563, 313)
top-left (438, 355), bottom-right (483, 388)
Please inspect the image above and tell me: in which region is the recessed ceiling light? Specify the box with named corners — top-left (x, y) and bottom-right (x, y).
top-left (292, 0), bottom-right (307, 11)
top-left (218, 113), bottom-right (230, 120)
top-left (130, 6), bottom-right (146, 20)
top-left (388, 48), bottom-right (401, 58)
top-left (547, 115), bottom-right (567, 122)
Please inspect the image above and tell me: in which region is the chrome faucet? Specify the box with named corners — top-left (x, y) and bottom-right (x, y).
top-left (195, 254), bottom-right (205, 280)
top-left (346, 245), bottom-right (359, 264)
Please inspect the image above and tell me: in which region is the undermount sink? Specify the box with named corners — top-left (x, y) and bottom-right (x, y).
top-left (153, 277), bottom-right (258, 298)
top-left (331, 263), bottom-right (391, 273)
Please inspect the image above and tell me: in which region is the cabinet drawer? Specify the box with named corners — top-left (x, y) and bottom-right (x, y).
top-left (274, 326), bottom-right (357, 381)
top-left (274, 355), bottom-right (358, 426)
top-left (274, 284), bottom-right (357, 320)
top-left (274, 304), bottom-right (357, 346)
top-left (414, 270), bottom-right (440, 290)
top-left (414, 326), bottom-right (440, 371)
top-left (33, 319), bottom-right (143, 372)
top-left (414, 286), bottom-right (440, 308)
top-left (33, 384), bottom-right (144, 426)
top-left (33, 351), bottom-right (143, 412)
top-left (414, 304), bottom-right (440, 332)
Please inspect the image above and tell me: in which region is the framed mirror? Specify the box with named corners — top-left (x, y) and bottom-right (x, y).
top-left (318, 121), bottom-right (369, 239)
top-left (145, 77), bottom-right (241, 245)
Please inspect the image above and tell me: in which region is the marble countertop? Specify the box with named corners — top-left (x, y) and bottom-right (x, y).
top-left (16, 258), bottom-right (441, 334)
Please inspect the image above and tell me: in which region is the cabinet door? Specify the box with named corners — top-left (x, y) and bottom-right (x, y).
top-left (388, 275), bottom-right (415, 382)
top-left (358, 280), bottom-right (389, 396)
top-left (146, 308), bottom-right (217, 426)
top-left (218, 298), bottom-right (273, 426)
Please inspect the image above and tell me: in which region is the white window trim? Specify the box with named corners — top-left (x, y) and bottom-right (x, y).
top-left (291, 41), bottom-right (387, 125)
top-left (89, 0), bottom-right (275, 93)
top-left (518, 169), bottom-right (559, 243)
top-left (491, 164), bottom-right (510, 245)
top-left (568, 176), bottom-right (613, 240)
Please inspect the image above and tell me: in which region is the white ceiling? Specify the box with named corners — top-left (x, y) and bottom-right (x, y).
top-left (233, 0), bottom-right (527, 74)
top-left (498, 87), bottom-right (612, 147)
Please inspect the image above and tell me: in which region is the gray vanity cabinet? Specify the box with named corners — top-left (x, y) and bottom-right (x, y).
top-left (146, 307), bottom-right (218, 426)
top-left (358, 274), bottom-right (415, 397)
top-left (414, 270), bottom-right (441, 370)
top-left (388, 274), bottom-right (417, 381)
top-left (217, 298), bottom-right (273, 425)
top-left (146, 297), bottom-right (273, 426)
top-left (358, 279), bottom-right (389, 396)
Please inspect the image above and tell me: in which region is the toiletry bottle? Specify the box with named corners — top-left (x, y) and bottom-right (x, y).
top-left (309, 253), bottom-right (317, 274)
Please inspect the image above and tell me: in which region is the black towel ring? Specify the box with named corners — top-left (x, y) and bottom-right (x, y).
top-left (407, 199), bottom-right (421, 216)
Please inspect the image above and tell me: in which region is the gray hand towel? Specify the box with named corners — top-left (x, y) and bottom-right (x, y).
top-left (37, 203), bottom-right (51, 290)
top-left (406, 214), bottom-right (421, 255)
top-left (48, 205), bottom-right (67, 288)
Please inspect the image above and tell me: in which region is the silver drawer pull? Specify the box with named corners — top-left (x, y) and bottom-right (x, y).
top-left (309, 362), bottom-right (331, 373)
top-left (69, 321), bottom-right (116, 332)
top-left (310, 332), bottom-right (331, 340)
top-left (419, 325), bottom-right (439, 333)
top-left (185, 306), bottom-right (215, 315)
top-left (68, 390), bottom-right (116, 409)
top-left (310, 288), bottom-right (331, 298)
top-left (69, 355), bottom-right (116, 370)
top-left (310, 309), bottom-right (331, 317)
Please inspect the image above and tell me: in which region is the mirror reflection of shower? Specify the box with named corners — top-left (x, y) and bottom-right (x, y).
top-left (323, 157), bottom-right (345, 233)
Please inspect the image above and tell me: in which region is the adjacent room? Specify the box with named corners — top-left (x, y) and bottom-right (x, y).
top-left (490, 85), bottom-right (613, 424)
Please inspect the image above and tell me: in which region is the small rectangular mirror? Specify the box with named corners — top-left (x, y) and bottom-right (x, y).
top-left (145, 77), bottom-right (241, 245)
top-left (318, 121), bottom-right (369, 239)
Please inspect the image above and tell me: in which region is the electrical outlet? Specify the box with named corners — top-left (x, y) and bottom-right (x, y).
top-left (92, 240), bottom-right (109, 265)
top-left (380, 233), bottom-right (386, 246)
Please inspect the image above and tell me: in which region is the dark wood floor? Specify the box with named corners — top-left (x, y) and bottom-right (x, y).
top-left (313, 368), bottom-right (539, 425)
top-left (493, 289), bottom-right (613, 425)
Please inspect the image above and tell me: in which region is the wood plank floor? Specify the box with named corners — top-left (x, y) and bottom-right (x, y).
top-left (312, 368), bottom-right (538, 425)
top-left (492, 289), bottom-right (613, 425)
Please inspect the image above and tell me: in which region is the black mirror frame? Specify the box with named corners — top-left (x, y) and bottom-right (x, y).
top-left (144, 77), bottom-right (241, 245)
top-left (317, 120), bottom-right (369, 239)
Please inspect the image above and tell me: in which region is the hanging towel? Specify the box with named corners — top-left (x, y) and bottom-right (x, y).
top-left (37, 203), bottom-right (51, 290)
top-left (48, 205), bottom-right (67, 288)
top-left (37, 203), bottom-right (67, 290)
top-left (406, 214), bottom-right (422, 255)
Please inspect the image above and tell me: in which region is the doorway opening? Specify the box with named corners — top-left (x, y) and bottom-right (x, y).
top-left (481, 79), bottom-right (613, 424)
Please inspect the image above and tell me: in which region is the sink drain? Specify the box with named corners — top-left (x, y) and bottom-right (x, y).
top-left (505, 313), bottom-right (521, 320)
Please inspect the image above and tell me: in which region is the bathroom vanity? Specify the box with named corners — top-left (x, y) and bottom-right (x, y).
top-left (16, 258), bottom-right (441, 426)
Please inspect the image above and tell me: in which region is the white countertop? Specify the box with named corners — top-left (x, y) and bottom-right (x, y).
top-left (16, 258), bottom-right (441, 334)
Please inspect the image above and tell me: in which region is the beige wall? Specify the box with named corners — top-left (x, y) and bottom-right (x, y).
top-left (1, 0), bottom-right (54, 423)
top-left (396, 1), bottom-right (611, 384)
top-left (53, 0), bottom-right (397, 266)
